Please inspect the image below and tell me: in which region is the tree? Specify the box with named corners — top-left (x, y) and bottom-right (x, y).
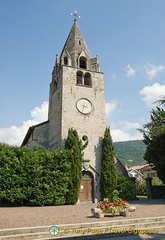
top-left (140, 105), bottom-right (165, 183)
top-left (155, 96), bottom-right (165, 107)
top-left (151, 96), bottom-right (165, 136)
top-left (100, 127), bottom-right (117, 200)
top-left (65, 128), bottom-right (88, 204)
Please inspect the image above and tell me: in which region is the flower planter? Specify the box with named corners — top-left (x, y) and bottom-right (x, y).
top-left (94, 193), bottom-right (135, 218)
top-left (128, 206), bottom-right (136, 212)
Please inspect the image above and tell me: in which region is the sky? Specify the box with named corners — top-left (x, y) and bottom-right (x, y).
top-left (0, 0), bottom-right (165, 146)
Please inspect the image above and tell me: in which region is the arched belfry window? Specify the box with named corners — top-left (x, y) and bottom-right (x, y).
top-left (64, 57), bottom-right (68, 65)
top-left (80, 57), bottom-right (87, 69)
top-left (77, 71), bottom-right (83, 85)
top-left (84, 73), bottom-right (92, 86)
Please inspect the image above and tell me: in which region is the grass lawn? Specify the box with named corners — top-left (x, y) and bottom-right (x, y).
top-left (137, 195), bottom-right (147, 199)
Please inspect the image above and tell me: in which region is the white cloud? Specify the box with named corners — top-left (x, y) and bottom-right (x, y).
top-left (125, 64), bottom-right (136, 77)
top-left (111, 129), bottom-right (142, 142)
top-left (110, 121), bottom-right (143, 142)
top-left (145, 63), bottom-right (165, 79)
top-left (0, 102), bottom-right (48, 146)
top-left (0, 100), bottom-right (145, 145)
top-left (139, 82), bottom-right (165, 107)
top-left (106, 100), bottom-right (117, 117)
top-left (31, 101), bottom-right (48, 122)
top-left (114, 121), bottom-right (141, 131)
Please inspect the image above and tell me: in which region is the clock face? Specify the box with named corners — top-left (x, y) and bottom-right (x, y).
top-left (76, 98), bottom-right (92, 114)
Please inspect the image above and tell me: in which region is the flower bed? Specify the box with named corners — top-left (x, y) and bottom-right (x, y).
top-left (93, 190), bottom-right (136, 218)
top-left (97, 198), bottom-right (130, 216)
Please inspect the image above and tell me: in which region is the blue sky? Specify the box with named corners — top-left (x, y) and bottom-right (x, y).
top-left (0, 0), bottom-right (165, 146)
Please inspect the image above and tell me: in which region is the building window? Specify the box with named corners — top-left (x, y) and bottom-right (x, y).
top-left (84, 73), bottom-right (92, 86)
top-left (82, 135), bottom-right (88, 141)
top-left (52, 78), bottom-right (58, 95)
top-left (80, 57), bottom-right (87, 69)
top-left (54, 81), bottom-right (58, 90)
top-left (77, 71), bottom-right (83, 85)
top-left (64, 57), bottom-right (68, 65)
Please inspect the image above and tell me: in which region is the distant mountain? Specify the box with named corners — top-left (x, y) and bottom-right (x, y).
top-left (114, 140), bottom-right (146, 167)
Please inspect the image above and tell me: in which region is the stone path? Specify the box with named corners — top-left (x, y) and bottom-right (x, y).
top-left (0, 199), bottom-right (165, 229)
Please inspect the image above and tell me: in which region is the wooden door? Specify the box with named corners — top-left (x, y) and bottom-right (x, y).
top-left (79, 179), bottom-right (93, 201)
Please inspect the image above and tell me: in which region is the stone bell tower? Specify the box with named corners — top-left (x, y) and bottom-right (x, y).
top-left (48, 19), bottom-right (106, 202)
top-left (22, 19), bottom-right (106, 202)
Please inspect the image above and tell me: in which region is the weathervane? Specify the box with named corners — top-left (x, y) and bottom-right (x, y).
top-left (71, 10), bottom-right (80, 20)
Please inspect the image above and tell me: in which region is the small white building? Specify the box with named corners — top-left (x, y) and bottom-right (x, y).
top-left (127, 164), bottom-right (157, 180)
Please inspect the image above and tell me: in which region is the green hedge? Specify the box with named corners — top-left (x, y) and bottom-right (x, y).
top-left (0, 144), bottom-right (70, 206)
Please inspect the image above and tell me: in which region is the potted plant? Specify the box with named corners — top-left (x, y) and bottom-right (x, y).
top-left (97, 190), bottom-right (130, 216)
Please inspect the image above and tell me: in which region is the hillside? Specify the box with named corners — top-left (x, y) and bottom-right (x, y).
top-left (114, 140), bottom-right (146, 167)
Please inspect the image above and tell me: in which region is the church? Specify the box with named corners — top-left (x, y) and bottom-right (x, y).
top-left (22, 19), bottom-right (127, 203)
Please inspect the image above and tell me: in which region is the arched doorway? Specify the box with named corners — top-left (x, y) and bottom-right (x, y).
top-left (79, 171), bottom-right (94, 202)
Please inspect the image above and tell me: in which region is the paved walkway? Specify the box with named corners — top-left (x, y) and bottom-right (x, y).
top-left (0, 198), bottom-right (165, 230)
top-left (98, 233), bottom-right (165, 240)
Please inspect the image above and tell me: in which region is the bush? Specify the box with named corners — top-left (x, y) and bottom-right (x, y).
top-left (136, 179), bottom-right (147, 196)
top-left (152, 177), bottom-right (165, 186)
top-left (116, 174), bottom-right (133, 199)
top-left (0, 144), bottom-right (70, 206)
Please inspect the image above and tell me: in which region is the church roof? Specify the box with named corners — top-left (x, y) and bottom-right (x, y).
top-left (21, 121), bottom-right (49, 147)
top-left (60, 20), bottom-right (91, 67)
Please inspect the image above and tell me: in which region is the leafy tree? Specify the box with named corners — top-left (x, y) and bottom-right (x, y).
top-left (154, 96), bottom-right (165, 107)
top-left (65, 128), bottom-right (88, 204)
top-left (151, 96), bottom-right (165, 136)
top-left (100, 127), bottom-right (117, 200)
top-left (140, 105), bottom-right (165, 183)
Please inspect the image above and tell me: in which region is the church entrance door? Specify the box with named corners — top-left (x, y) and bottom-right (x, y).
top-left (79, 171), bottom-right (93, 202)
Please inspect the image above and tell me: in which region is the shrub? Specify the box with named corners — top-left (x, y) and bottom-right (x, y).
top-left (136, 179), bottom-right (147, 196)
top-left (152, 177), bottom-right (165, 186)
top-left (116, 174), bottom-right (133, 199)
top-left (0, 144), bottom-right (70, 206)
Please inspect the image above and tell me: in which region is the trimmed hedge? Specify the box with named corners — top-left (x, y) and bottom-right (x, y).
top-left (0, 144), bottom-right (70, 206)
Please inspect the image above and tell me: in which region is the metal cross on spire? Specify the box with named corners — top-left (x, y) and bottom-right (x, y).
top-left (71, 10), bottom-right (81, 20)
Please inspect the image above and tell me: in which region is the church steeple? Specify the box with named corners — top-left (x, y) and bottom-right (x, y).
top-left (22, 18), bottom-right (106, 203)
top-left (54, 20), bottom-right (100, 72)
top-left (61, 19), bottom-right (91, 68)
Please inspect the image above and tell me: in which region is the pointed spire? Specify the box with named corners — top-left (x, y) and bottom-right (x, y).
top-left (60, 20), bottom-right (91, 68)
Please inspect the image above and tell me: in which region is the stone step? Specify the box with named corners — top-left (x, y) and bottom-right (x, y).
top-left (40, 226), bottom-right (165, 240)
top-left (0, 216), bottom-right (165, 240)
